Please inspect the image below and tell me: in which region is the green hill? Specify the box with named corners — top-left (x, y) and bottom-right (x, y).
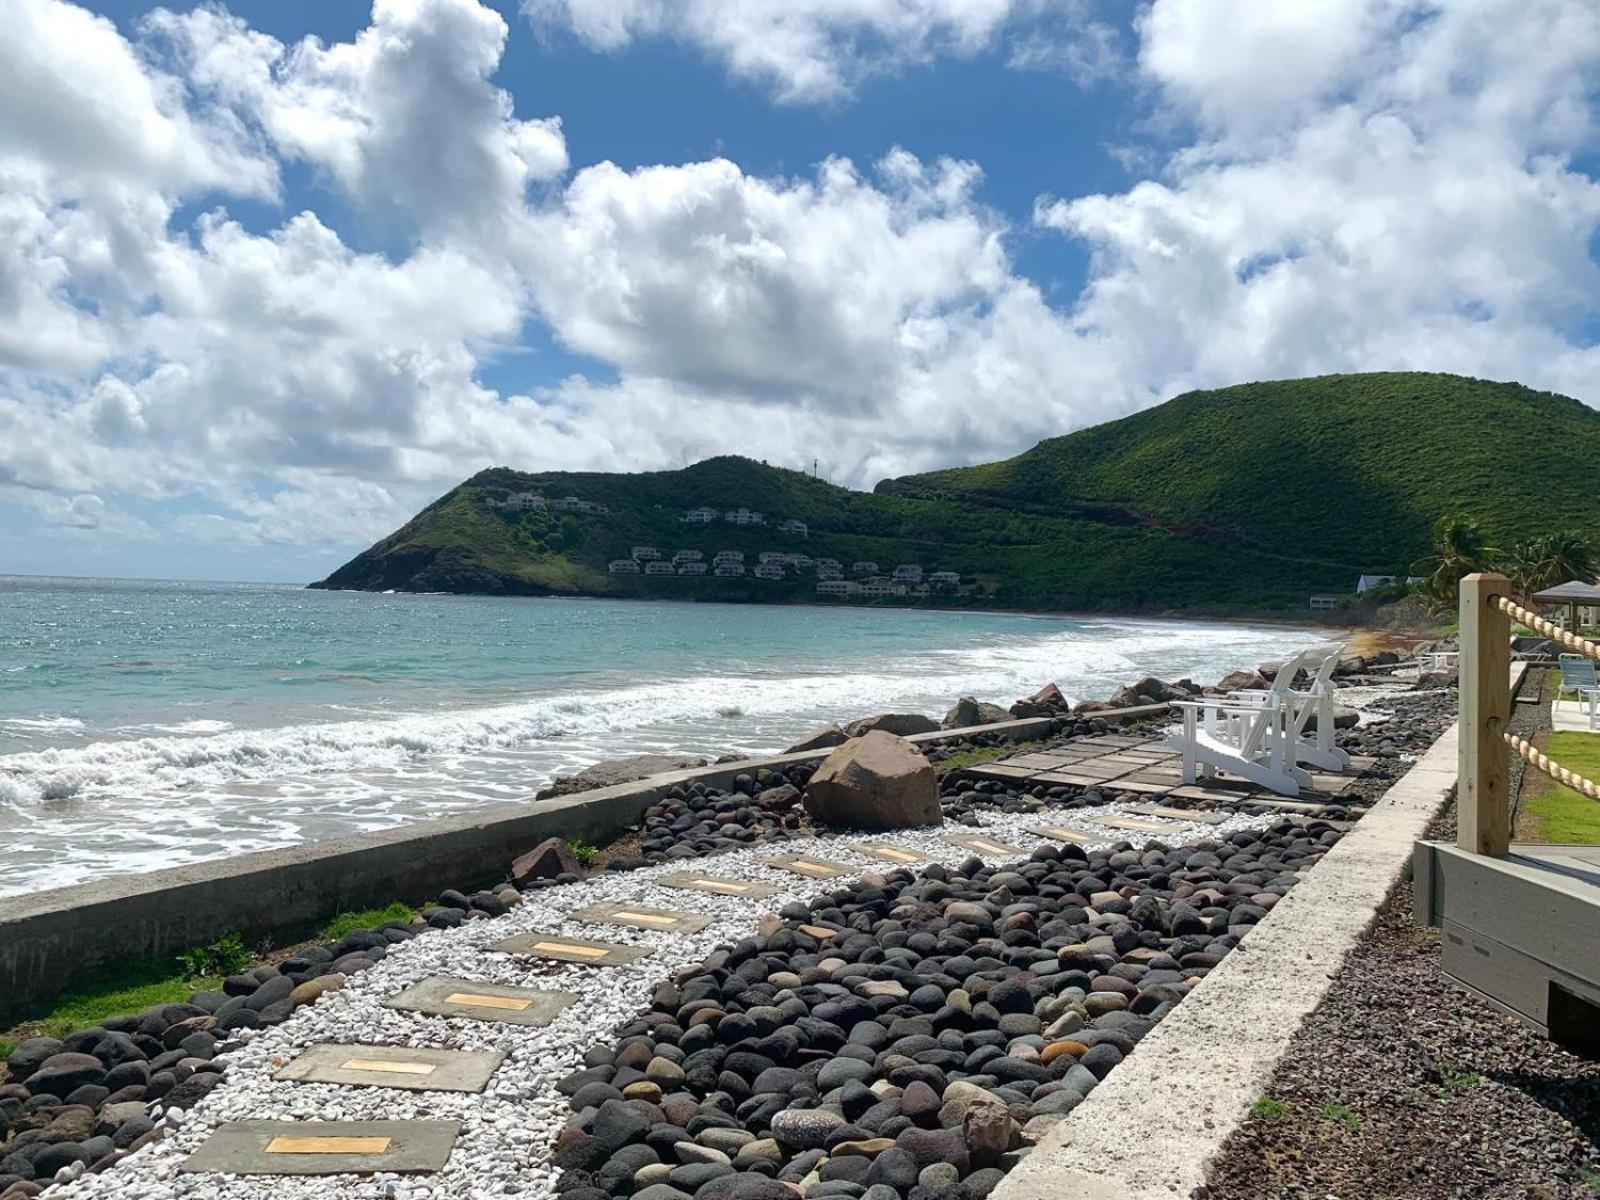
top-left (311, 372), bottom-right (1600, 614)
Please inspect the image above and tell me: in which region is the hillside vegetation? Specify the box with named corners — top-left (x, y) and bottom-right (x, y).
top-left (313, 373), bottom-right (1600, 615)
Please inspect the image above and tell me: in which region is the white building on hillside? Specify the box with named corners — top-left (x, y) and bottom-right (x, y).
top-left (778, 519), bottom-right (808, 536)
top-left (787, 554), bottom-right (814, 568)
top-left (816, 558), bottom-right (841, 572)
top-left (684, 506), bottom-right (719, 524)
top-left (678, 561), bottom-right (708, 575)
top-left (555, 496), bottom-right (608, 514)
top-left (644, 561), bottom-right (675, 576)
top-left (817, 579), bottom-right (859, 596)
top-left (609, 559), bottom-right (640, 574)
top-left (851, 561), bottom-right (879, 576)
top-left (724, 508), bottom-right (765, 526)
top-left (928, 571), bottom-right (961, 588)
top-left (816, 564), bottom-right (843, 580)
top-left (673, 549), bottom-right (704, 564)
top-left (758, 551), bottom-right (787, 566)
top-left (714, 562), bottom-right (747, 577)
top-left (754, 564), bottom-right (785, 580)
top-left (491, 491), bottom-right (546, 511)
top-left (860, 578), bottom-right (905, 597)
top-left (893, 564), bottom-right (923, 583)
top-left (713, 550), bottom-right (745, 566)
top-left (632, 546), bottom-right (660, 561)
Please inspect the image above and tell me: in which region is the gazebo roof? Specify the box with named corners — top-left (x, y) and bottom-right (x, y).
top-left (1532, 579), bottom-right (1600, 603)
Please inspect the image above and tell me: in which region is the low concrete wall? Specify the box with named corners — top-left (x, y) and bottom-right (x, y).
top-left (0, 716), bottom-right (1060, 1021)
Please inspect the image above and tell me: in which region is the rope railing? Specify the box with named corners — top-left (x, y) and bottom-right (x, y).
top-left (1503, 732), bottom-right (1600, 801)
top-left (1492, 594), bottom-right (1600, 664)
top-left (1458, 572), bottom-right (1600, 856)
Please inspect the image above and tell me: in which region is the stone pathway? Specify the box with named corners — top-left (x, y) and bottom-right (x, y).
top-left (49, 801), bottom-right (1305, 1200)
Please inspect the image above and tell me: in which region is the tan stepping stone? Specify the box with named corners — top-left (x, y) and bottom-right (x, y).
top-left (571, 901), bottom-right (713, 934)
top-left (182, 1119), bottom-right (460, 1175)
top-left (1097, 815), bottom-right (1177, 833)
top-left (384, 976), bottom-right (578, 1027)
top-left (1032, 772), bottom-right (1106, 786)
top-left (1104, 779), bottom-right (1177, 795)
top-left (963, 764), bottom-right (1040, 781)
top-left (275, 1045), bottom-right (504, 1093)
top-left (1026, 825), bottom-right (1096, 845)
top-left (797, 923), bottom-right (838, 940)
top-left (943, 832), bottom-right (1029, 857)
top-left (762, 854), bottom-right (856, 879)
top-left (1169, 784), bottom-right (1250, 802)
top-left (1124, 803), bottom-right (1228, 826)
top-left (855, 843), bottom-right (928, 864)
top-left (491, 932), bottom-right (656, 966)
top-left (656, 872), bottom-right (780, 899)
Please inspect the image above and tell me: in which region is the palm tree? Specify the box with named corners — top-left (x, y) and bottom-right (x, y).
top-left (1502, 530), bottom-right (1594, 603)
top-left (1410, 515), bottom-right (1498, 613)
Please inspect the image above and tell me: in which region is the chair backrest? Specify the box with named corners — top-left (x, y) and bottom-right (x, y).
top-left (1238, 649), bottom-right (1313, 754)
top-left (1560, 655), bottom-right (1599, 686)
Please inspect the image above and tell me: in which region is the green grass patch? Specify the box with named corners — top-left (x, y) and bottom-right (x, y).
top-left (0, 1038), bottom-right (18, 1063)
top-left (1251, 1096), bottom-right (1290, 1120)
top-left (9, 965), bottom-right (231, 1043)
top-left (1319, 1101), bottom-right (1360, 1131)
top-left (935, 739), bottom-right (1046, 775)
top-left (321, 902), bottom-right (417, 942)
top-left (174, 932), bottom-right (250, 978)
top-left (1433, 1061), bottom-right (1481, 1096)
top-left (565, 841), bottom-right (598, 868)
top-left (1519, 731), bottom-right (1600, 844)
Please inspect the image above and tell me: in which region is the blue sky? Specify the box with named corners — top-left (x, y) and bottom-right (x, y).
top-left (2, 0), bottom-right (1598, 582)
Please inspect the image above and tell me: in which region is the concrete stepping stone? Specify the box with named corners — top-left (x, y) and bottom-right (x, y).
top-left (570, 900), bottom-right (713, 934)
top-left (943, 832), bottom-right (1029, 857)
top-left (491, 932), bottom-right (656, 966)
top-left (761, 853), bottom-right (856, 879)
top-left (655, 871), bottom-right (780, 898)
top-left (1032, 771), bottom-right (1106, 786)
top-left (1025, 825), bottom-right (1096, 845)
top-left (275, 1044), bottom-right (504, 1093)
top-left (854, 843), bottom-right (929, 865)
top-left (1124, 803), bottom-right (1228, 826)
top-left (182, 1119), bottom-right (460, 1176)
top-left (384, 976), bottom-right (578, 1026)
top-left (1097, 815), bottom-right (1178, 833)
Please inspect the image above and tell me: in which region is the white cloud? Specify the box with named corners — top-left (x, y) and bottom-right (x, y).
top-left (521, 0), bottom-right (1109, 103)
top-left (2, 0), bottom-right (1600, 576)
top-left (147, 0), bottom-right (567, 235)
top-left (1035, 0), bottom-right (1600, 407)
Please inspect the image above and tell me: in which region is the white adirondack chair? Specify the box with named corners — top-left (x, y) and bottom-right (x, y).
top-left (1165, 649), bottom-right (1315, 796)
top-left (1225, 648), bottom-right (1352, 772)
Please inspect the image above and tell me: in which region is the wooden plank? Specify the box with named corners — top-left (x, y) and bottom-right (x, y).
top-left (1125, 803), bottom-right (1228, 826)
top-left (1427, 842), bottom-right (1600, 983)
top-left (1026, 825), bottom-right (1096, 845)
top-left (1098, 816), bottom-right (1177, 833)
top-left (1457, 573), bottom-right (1510, 856)
top-left (268, 1137), bottom-right (392, 1155)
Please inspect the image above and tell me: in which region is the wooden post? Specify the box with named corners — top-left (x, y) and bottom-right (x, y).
top-left (1458, 572), bottom-right (1511, 856)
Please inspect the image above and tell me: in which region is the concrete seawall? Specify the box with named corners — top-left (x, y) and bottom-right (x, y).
top-left (2, 711), bottom-right (1176, 1021)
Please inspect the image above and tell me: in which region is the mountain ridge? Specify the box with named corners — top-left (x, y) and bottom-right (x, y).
top-left (312, 372), bottom-right (1600, 614)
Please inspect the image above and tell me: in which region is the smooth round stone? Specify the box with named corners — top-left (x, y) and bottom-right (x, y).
top-left (830, 1138), bottom-right (895, 1158)
top-left (624, 1082), bottom-right (665, 1103)
top-left (919, 1163), bottom-right (962, 1190)
top-left (634, 1164), bottom-right (674, 1187)
top-left (770, 1108), bottom-right (845, 1149)
top-left (736, 1138), bottom-right (783, 1164)
top-left (697, 1128), bottom-right (756, 1153)
top-left (817, 1059), bottom-right (874, 1090)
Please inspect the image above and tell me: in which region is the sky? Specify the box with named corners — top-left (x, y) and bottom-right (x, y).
top-left (2, 0), bottom-right (1598, 583)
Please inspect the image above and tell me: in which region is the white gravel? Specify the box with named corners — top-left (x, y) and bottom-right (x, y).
top-left (48, 803), bottom-right (1279, 1200)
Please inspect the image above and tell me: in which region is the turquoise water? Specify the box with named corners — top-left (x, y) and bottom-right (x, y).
top-left (0, 576), bottom-right (1331, 896)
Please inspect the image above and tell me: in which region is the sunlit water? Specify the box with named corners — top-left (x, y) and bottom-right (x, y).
top-left (0, 576), bottom-right (1335, 897)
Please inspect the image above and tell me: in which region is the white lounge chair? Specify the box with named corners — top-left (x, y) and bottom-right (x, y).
top-left (1165, 650), bottom-right (1315, 796)
top-left (1225, 648), bottom-right (1352, 772)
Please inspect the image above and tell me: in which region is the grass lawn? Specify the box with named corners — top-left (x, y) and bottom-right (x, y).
top-left (321, 901), bottom-right (416, 941)
top-left (1517, 730), bottom-right (1600, 844)
top-left (1, 964), bottom-right (232, 1060)
top-left (933, 740), bottom-right (1045, 775)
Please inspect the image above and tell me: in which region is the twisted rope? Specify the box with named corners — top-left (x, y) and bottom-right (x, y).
top-left (1492, 595), bottom-right (1600, 664)
top-left (1503, 732), bottom-right (1600, 801)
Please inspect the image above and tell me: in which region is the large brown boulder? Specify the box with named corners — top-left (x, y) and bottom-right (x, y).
top-left (510, 837), bottom-right (582, 886)
top-left (1215, 669), bottom-right (1269, 693)
top-left (802, 732), bottom-right (941, 829)
top-left (785, 723), bottom-right (849, 753)
top-left (941, 696), bottom-right (1013, 729)
top-left (843, 712), bottom-right (940, 738)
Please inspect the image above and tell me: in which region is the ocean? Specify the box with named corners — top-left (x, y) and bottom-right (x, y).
top-left (0, 576), bottom-right (1335, 898)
